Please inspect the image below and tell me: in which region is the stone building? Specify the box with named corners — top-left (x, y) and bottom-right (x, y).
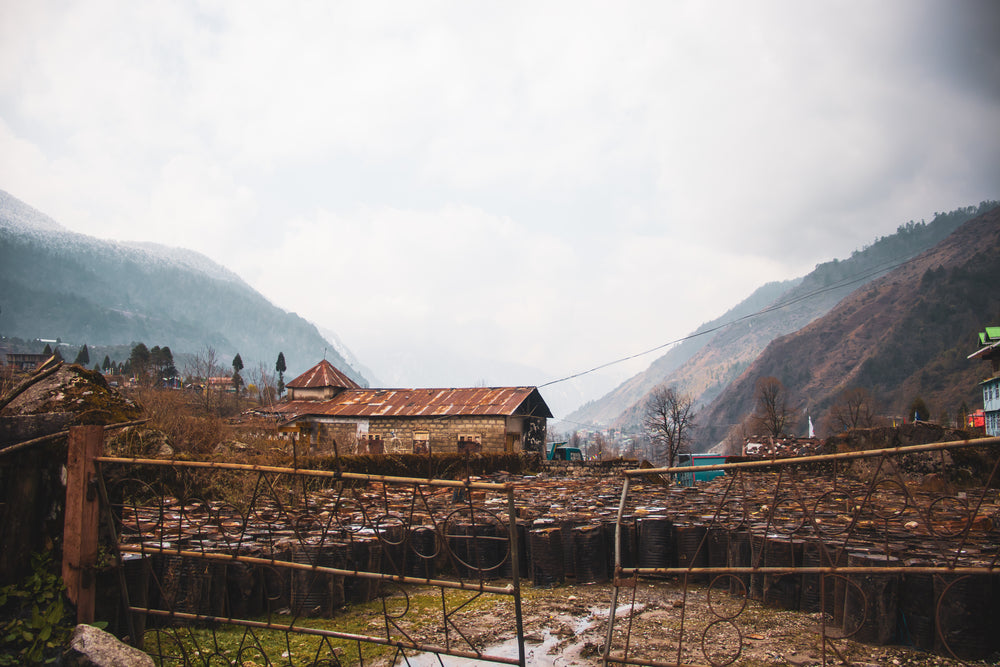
top-left (265, 360), bottom-right (551, 455)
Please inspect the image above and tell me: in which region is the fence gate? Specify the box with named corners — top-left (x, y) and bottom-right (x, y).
top-left (602, 437), bottom-right (1000, 667)
top-left (84, 446), bottom-right (525, 666)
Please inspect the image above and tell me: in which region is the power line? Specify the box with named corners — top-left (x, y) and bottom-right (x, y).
top-left (539, 253), bottom-right (918, 390)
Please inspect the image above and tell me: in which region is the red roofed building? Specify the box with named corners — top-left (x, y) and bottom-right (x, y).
top-left (286, 359), bottom-right (361, 400)
top-left (264, 360), bottom-right (552, 456)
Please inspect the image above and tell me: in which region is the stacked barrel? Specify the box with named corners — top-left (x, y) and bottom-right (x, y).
top-left (114, 467), bottom-right (1000, 659)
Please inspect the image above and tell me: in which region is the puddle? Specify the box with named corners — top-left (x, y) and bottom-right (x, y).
top-left (396, 606), bottom-right (614, 666)
top-left (394, 632), bottom-right (557, 666)
top-left (592, 602), bottom-right (644, 619)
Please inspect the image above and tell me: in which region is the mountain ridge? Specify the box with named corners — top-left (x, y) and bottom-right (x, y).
top-left (694, 203), bottom-right (1000, 449)
top-left (567, 201), bottom-right (996, 436)
top-left (0, 188), bottom-right (366, 384)
top-left (564, 277), bottom-right (800, 426)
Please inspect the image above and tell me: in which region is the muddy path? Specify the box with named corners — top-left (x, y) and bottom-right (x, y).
top-left (391, 580), bottom-right (992, 666)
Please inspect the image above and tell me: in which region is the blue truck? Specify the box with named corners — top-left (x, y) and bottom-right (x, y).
top-left (675, 453), bottom-right (728, 486)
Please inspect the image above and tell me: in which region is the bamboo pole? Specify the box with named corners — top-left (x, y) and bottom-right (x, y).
top-left (94, 455), bottom-right (512, 491)
top-left (628, 435), bottom-right (1000, 477)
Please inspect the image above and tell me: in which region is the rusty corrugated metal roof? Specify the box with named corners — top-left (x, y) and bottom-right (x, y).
top-left (286, 359), bottom-right (361, 390)
top-left (267, 386), bottom-right (552, 419)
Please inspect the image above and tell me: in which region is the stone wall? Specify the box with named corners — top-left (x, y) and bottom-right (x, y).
top-left (369, 415), bottom-right (510, 454)
top-left (299, 416), bottom-right (528, 455)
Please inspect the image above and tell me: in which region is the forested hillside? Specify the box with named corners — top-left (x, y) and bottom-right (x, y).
top-left (694, 203), bottom-right (1000, 449)
top-left (570, 202), bottom-right (995, 435)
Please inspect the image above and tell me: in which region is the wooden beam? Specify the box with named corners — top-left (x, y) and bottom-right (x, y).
top-left (62, 425), bottom-right (104, 624)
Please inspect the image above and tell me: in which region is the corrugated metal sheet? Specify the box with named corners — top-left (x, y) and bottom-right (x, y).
top-left (268, 386), bottom-right (552, 419)
top-left (286, 359), bottom-right (361, 390)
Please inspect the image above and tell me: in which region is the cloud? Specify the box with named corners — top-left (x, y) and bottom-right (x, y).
top-left (1, 0), bottom-right (998, 398)
top-left (249, 204), bottom-right (578, 367)
top-left (242, 202), bottom-right (789, 384)
top-left (146, 153), bottom-right (257, 249)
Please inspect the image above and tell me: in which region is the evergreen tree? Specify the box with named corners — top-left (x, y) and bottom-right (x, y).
top-left (232, 353), bottom-right (244, 394)
top-left (909, 396), bottom-right (930, 422)
top-left (102, 355), bottom-right (112, 372)
top-left (157, 346), bottom-right (177, 380)
top-left (74, 344), bottom-right (90, 366)
top-left (129, 343), bottom-right (151, 383)
top-left (148, 346), bottom-right (177, 384)
top-left (276, 352), bottom-right (287, 397)
top-left (43, 343), bottom-right (52, 356)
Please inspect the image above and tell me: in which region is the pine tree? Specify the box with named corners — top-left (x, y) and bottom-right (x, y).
top-left (232, 353), bottom-right (244, 394)
top-left (150, 346), bottom-right (178, 383)
top-left (129, 343), bottom-right (151, 384)
top-left (276, 352), bottom-right (287, 397)
top-left (74, 344), bottom-right (90, 366)
top-left (159, 346), bottom-right (177, 380)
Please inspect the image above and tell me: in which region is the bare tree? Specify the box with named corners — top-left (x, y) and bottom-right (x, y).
top-left (186, 346), bottom-right (223, 413)
top-left (753, 376), bottom-right (794, 438)
top-left (826, 387), bottom-right (878, 433)
top-left (593, 432), bottom-right (608, 460)
top-left (245, 361), bottom-right (277, 406)
top-left (722, 415), bottom-right (755, 455)
top-left (643, 385), bottom-right (697, 468)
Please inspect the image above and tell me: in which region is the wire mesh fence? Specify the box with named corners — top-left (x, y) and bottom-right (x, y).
top-left (602, 438), bottom-right (1000, 666)
top-left (97, 457), bottom-right (526, 666)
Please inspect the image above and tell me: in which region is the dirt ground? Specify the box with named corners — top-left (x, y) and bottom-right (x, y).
top-left (435, 580), bottom-right (997, 667)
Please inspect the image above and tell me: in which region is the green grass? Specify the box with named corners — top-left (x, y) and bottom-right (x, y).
top-left (141, 586), bottom-right (517, 666)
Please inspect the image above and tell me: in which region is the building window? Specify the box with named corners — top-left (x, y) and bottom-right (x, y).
top-left (457, 434), bottom-right (482, 454)
top-left (413, 431), bottom-right (430, 454)
top-left (363, 433), bottom-right (384, 454)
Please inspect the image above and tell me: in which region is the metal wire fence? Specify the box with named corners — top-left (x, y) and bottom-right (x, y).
top-left (86, 436), bottom-right (1000, 666)
top-left (97, 457), bottom-right (526, 666)
top-left (602, 437), bottom-right (1000, 666)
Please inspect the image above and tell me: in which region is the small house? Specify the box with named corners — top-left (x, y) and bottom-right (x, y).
top-left (969, 326), bottom-right (1000, 436)
top-left (2, 352), bottom-right (49, 371)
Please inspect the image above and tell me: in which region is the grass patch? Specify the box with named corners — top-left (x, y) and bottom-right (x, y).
top-left (142, 585), bottom-right (518, 666)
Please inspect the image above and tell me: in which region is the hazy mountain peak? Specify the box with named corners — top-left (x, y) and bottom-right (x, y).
top-left (0, 188), bottom-right (366, 385)
top-left (0, 189), bottom-right (66, 234)
top-left (124, 241), bottom-right (247, 286)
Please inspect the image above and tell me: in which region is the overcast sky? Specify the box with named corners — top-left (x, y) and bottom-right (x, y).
top-left (2, 2), bottom-right (999, 411)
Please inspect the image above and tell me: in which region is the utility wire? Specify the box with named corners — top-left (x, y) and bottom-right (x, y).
top-left (539, 252), bottom-right (919, 389)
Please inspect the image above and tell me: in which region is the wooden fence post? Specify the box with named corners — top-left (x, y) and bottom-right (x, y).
top-left (62, 424), bottom-right (104, 624)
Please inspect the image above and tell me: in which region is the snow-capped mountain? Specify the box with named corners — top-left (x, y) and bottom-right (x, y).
top-left (0, 188), bottom-right (365, 384)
